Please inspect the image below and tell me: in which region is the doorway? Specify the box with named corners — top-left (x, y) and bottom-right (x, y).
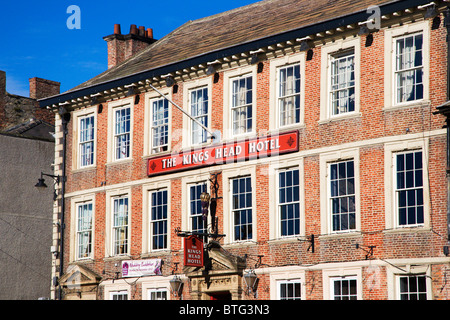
top-left (209, 291), bottom-right (231, 300)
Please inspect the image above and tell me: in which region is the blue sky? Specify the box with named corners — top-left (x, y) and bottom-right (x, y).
top-left (0, 0), bottom-right (259, 97)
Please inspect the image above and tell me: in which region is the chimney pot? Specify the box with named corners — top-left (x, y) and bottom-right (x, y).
top-left (114, 24), bottom-right (121, 35)
top-left (130, 24), bottom-right (138, 35)
top-left (146, 28), bottom-right (153, 39)
top-left (139, 26), bottom-right (145, 37)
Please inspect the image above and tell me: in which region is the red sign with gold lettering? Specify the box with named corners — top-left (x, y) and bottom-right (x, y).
top-left (148, 130), bottom-right (299, 176)
top-left (184, 235), bottom-right (204, 268)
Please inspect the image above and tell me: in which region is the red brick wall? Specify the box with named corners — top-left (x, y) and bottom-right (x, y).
top-left (62, 18), bottom-right (450, 300)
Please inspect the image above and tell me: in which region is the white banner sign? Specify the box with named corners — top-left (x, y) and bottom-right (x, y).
top-left (122, 259), bottom-right (162, 277)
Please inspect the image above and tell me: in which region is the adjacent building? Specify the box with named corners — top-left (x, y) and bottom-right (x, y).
top-left (39, 0), bottom-right (450, 300)
top-left (0, 70), bottom-right (57, 299)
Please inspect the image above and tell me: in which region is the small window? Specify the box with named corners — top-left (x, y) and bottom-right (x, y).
top-left (151, 98), bottom-right (169, 153)
top-left (148, 289), bottom-right (168, 300)
top-left (76, 202), bottom-right (93, 259)
top-left (329, 160), bottom-right (356, 232)
top-left (278, 280), bottom-right (301, 300)
top-left (112, 196), bottom-right (128, 255)
top-left (278, 64), bottom-right (301, 126)
top-left (190, 87), bottom-right (209, 145)
top-left (329, 50), bottom-right (355, 116)
top-left (331, 277), bottom-right (357, 300)
top-left (278, 168), bottom-right (300, 237)
top-left (395, 150), bottom-right (424, 226)
top-left (399, 275), bottom-right (427, 300)
top-left (231, 75), bottom-right (253, 135)
top-left (150, 189), bottom-right (168, 250)
top-left (231, 176), bottom-right (252, 241)
top-left (79, 115), bottom-right (95, 167)
top-left (190, 183), bottom-right (207, 234)
top-left (111, 291), bottom-right (128, 300)
top-left (394, 33), bottom-right (423, 104)
top-left (114, 107), bottom-right (131, 160)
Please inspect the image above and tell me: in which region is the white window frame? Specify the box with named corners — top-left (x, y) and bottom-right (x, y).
top-left (103, 281), bottom-right (130, 300)
top-left (269, 157), bottom-right (305, 241)
top-left (222, 166), bottom-right (257, 245)
top-left (150, 97), bottom-right (170, 154)
top-left (384, 138), bottom-right (430, 230)
top-left (181, 173), bottom-right (211, 240)
top-left (78, 115), bottom-right (95, 168)
top-left (107, 97), bottom-right (133, 163)
top-left (144, 89), bottom-right (172, 156)
top-left (223, 65), bottom-right (257, 140)
top-left (384, 20), bottom-right (430, 109)
top-left (330, 276), bottom-right (358, 300)
top-left (76, 201), bottom-right (93, 260)
top-left (320, 37), bottom-right (361, 122)
top-left (105, 188), bottom-right (131, 257)
top-left (277, 167), bottom-right (301, 238)
top-left (320, 148), bottom-right (360, 235)
top-left (386, 264), bottom-right (432, 300)
top-left (113, 105), bottom-right (132, 161)
top-left (188, 182), bottom-right (208, 234)
top-left (141, 276), bottom-right (172, 300)
top-left (269, 267), bottom-right (305, 300)
top-left (72, 107), bottom-right (97, 170)
top-left (329, 49), bottom-right (356, 116)
top-left (322, 267), bottom-right (362, 300)
top-left (70, 194), bottom-right (95, 262)
top-left (394, 33), bottom-right (424, 104)
top-left (269, 52), bottom-right (306, 131)
top-left (230, 175), bottom-right (253, 242)
top-left (110, 290), bottom-right (128, 300)
top-left (142, 180), bottom-right (171, 254)
top-left (112, 195), bottom-right (129, 256)
top-left (183, 78), bottom-right (212, 148)
top-left (328, 159), bottom-right (357, 233)
top-left (148, 288), bottom-right (168, 300)
top-left (149, 188), bottom-right (169, 251)
top-left (278, 280), bottom-right (302, 300)
top-left (394, 150), bottom-right (425, 227)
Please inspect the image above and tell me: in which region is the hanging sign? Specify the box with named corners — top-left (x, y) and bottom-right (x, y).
top-left (122, 259), bottom-right (162, 277)
top-left (148, 130), bottom-right (299, 176)
top-left (184, 235), bottom-right (204, 268)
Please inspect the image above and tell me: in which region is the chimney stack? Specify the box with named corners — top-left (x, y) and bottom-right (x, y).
top-left (29, 77), bottom-right (61, 100)
top-left (104, 24), bottom-right (156, 69)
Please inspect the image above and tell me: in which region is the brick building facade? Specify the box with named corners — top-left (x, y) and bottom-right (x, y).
top-left (40, 0), bottom-right (450, 300)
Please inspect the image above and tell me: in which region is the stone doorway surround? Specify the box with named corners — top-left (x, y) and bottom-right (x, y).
top-left (184, 241), bottom-right (247, 300)
top-left (59, 264), bottom-right (101, 300)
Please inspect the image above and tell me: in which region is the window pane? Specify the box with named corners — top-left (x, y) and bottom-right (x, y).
top-left (329, 160), bottom-right (356, 232)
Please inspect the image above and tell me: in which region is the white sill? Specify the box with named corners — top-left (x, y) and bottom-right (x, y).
top-left (383, 100), bottom-right (430, 112)
top-left (318, 112), bottom-right (362, 124)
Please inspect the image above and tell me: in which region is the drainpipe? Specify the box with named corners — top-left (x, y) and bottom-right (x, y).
top-left (444, 7), bottom-right (450, 245)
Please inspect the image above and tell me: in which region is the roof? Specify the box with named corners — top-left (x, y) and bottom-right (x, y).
top-left (2, 118), bottom-right (55, 142)
top-left (40, 0), bottom-right (432, 107)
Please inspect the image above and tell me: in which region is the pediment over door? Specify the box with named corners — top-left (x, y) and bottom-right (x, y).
top-left (59, 264), bottom-right (102, 300)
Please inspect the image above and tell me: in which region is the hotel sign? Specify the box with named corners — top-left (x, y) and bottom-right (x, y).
top-left (184, 235), bottom-right (204, 268)
top-left (148, 130), bottom-right (299, 176)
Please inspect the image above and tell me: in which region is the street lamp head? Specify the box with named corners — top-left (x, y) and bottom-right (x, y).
top-left (169, 275), bottom-right (183, 297)
top-left (35, 178), bottom-right (48, 189)
top-left (200, 192), bottom-right (211, 204)
top-left (244, 269), bottom-right (259, 297)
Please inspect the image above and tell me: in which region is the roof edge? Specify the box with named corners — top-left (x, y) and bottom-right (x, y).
top-left (39, 0), bottom-right (433, 109)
